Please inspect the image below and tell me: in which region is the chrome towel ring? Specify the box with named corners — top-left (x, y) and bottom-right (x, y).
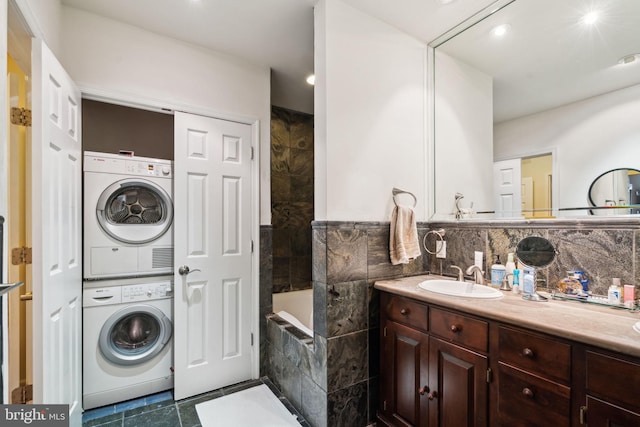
top-left (423, 228), bottom-right (446, 255)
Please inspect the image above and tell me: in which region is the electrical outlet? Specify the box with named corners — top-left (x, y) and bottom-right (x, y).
top-left (436, 241), bottom-right (446, 258)
top-left (474, 251), bottom-right (483, 268)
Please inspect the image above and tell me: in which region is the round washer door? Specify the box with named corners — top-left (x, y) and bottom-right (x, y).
top-left (96, 178), bottom-right (173, 244)
top-left (99, 304), bottom-right (172, 366)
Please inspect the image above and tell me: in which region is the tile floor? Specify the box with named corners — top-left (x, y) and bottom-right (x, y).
top-left (82, 377), bottom-right (309, 427)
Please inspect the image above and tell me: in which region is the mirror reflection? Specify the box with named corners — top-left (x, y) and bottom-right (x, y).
top-left (431, 0), bottom-right (640, 220)
top-left (588, 168), bottom-right (640, 215)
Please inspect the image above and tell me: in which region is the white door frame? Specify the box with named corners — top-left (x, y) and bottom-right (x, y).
top-left (495, 147), bottom-right (558, 215)
top-left (77, 89), bottom-right (262, 380)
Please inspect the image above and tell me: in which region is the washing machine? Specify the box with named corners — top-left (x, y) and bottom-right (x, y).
top-left (83, 151), bottom-right (174, 280)
top-left (83, 276), bottom-right (174, 409)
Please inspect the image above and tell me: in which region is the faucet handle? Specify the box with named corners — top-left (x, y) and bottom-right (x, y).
top-left (500, 273), bottom-right (513, 291)
top-left (449, 265), bottom-right (464, 281)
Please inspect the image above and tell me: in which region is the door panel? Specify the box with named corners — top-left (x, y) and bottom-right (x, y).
top-left (174, 112), bottom-right (254, 400)
top-left (31, 39), bottom-right (82, 423)
top-left (493, 159), bottom-right (522, 218)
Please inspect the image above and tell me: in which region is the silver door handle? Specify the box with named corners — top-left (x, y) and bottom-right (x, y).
top-left (178, 265), bottom-right (201, 276)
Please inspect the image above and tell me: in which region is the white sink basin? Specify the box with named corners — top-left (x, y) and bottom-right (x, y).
top-left (633, 321), bottom-right (640, 334)
top-left (418, 279), bottom-right (503, 299)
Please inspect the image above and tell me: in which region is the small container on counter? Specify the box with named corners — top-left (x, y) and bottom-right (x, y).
top-left (608, 278), bottom-right (621, 305)
top-left (512, 269), bottom-right (521, 294)
top-left (624, 284), bottom-right (635, 306)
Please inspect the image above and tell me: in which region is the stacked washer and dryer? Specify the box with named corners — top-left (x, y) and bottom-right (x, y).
top-left (82, 151), bottom-right (175, 410)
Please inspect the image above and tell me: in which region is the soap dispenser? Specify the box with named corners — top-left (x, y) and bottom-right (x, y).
top-left (490, 255), bottom-right (506, 287)
top-left (505, 253), bottom-right (516, 286)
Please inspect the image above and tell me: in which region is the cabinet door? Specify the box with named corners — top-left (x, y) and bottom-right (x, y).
top-left (586, 396), bottom-right (640, 427)
top-left (380, 320), bottom-right (429, 426)
top-left (428, 337), bottom-right (488, 427)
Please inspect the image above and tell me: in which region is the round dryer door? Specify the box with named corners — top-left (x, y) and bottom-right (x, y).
top-left (99, 304), bottom-right (172, 366)
top-left (96, 178), bottom-right (173, 244)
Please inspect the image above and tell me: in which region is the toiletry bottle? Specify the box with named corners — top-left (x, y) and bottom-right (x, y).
top-left (522, 267), bottom-right (535, 295)
top-left (512, 269), bottom-right (521, 294)
top-left (505, 253), bottom-right (516, 286)
top-left (608, 278), bottom-right (621, 305)
top-left (490, 255), bottom-right (506, 287)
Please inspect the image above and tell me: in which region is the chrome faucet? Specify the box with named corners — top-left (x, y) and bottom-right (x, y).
top-left (465, 265), bottom-right (485, 285)
top-left (450, 265), bottom-right (464, 281)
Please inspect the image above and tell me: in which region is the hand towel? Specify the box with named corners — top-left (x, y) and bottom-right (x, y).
top-left (390, 205), bottom-right (421, 265)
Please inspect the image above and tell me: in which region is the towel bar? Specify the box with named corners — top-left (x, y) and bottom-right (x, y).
top-left (392, 187), bottom-right (417, 208)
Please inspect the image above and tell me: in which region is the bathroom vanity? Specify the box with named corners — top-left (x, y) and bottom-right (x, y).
top-left (375, 275), bottom-right (640, 427)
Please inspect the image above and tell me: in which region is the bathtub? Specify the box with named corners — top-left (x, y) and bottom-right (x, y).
top-left (272, 289), bottom-right (313, 337)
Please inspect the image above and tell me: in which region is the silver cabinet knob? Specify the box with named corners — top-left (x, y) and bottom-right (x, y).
top-left (178, 265), bottom-right (201, 276)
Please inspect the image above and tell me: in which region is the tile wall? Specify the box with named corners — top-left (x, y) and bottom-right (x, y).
top-left (264, 217), bottom-right (640, 427)
top-left (270, 107), bottom-right (314, 294)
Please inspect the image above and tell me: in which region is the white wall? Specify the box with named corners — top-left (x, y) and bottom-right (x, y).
top-left (494, 84), bottom-right (640, 214)
top-left (15, 0), bottom-right (61, 55)
top-left (433, 51), bottom-right (493, 218)
top-left (315, 0), bottom-right (427, 221)
top-left (59, 7), bottom-right (272, 224)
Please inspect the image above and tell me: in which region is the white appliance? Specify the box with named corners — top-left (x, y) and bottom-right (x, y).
top-left (83, 276), bottom-right (174, 409)
top-left (83, 151), bottom-right (174, 279)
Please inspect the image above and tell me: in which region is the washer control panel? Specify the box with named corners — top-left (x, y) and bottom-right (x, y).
top-left (122, 281), bottom-right (173, 301)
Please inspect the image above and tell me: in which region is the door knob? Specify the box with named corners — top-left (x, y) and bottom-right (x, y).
top-left (178, 265), bottom-right (201, 276)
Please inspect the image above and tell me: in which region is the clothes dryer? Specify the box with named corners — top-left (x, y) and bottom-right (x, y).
top-left (83, 276), bottom-right (173, 409)
top-left (83, 151), bottom-right (173, 279)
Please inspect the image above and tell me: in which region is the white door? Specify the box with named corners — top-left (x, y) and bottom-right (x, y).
top-left (522, 176), bottom-right (534, 215)
top-left (493, 159), bottom-right (522, 218)
top-left (31, 39), bottom-right (82, 423)
top-left (173, 112), bottom-right (254, 400)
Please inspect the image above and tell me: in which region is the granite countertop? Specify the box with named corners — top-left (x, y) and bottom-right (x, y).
top-left (374, 274), bottom-right (640, 358)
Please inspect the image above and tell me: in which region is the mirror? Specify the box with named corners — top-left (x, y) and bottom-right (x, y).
top-left (515, 236), bottom-right (556, 269)
top-left (430, 0), bottom-right (640, 220)
top-left (588, 168), bottom-right (640, 215)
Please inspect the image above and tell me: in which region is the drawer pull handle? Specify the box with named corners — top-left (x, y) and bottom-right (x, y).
top-left (400, 308), bottom-right (409, 315)
top-left (418, 385), bottom-right (429, 396)
top-left (428, 390), bottom-right (439, 400)
top-left (522, 348), bottom-right (534, 358)
top-left (522, 388), bottom-right (534, 398)
top-left (450, 324), bottom-right (461, 333)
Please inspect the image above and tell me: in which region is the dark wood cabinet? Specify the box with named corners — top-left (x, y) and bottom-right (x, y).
top-left (378, 290), bottom-right (640, 427)
top-left (428, 337), bottom-right (488, 427)
top-left (584, 351), bottom-right (640, 426)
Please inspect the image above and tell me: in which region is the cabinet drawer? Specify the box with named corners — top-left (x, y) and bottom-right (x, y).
top-left (429, 307), bottom-right (488, 353)
top-left (497, 362), bottom-right (570, 427)
top-left (383, 294), bottom-right (428, 332)
top-left (586, 351), bottom-right (640, 412)
top-left (498, 325), bottom-right (571, 384)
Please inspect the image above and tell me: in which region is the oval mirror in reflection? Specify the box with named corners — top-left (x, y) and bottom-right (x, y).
top-left (588, 168), bottom-right (640, 215)
top-left (516, 236), bottom-right (556, 268)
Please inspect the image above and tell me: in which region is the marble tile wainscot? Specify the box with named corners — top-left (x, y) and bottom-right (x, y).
top-left (426, 218), bottom-right (640, 297)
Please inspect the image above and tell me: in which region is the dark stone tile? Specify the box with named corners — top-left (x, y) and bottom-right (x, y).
top-left (271, 144), bottom-right (290, 174)
top-left (290, 147), bottom-right (314, 176)
top-left (428, 228), bottom-right (488, 277)
top-left (291, 174), bottom-right (314, 203)
top-left (301, 374), bottom-right (327, 427)
top-left (304, 335), bottom-right (328, 391)
top-left (327, 227), bottom-right (367, 284)
top-left (82, 412), bottom-right (123, 427)
top-left (287, 202), bottom-right (314, 228)
top-left (272, 257), bottom-right (290, 291)
top-left (549, 229), bottom-right (634, 295)
top-left (290, 115), bottom-right (314, 151)
top-left (367, 226), bottom-right (403, 280)
top-left (272, 201), bottom-right (292, 228)
top-left (328, 381), bottom-right (368, 427)
top-left (176, 391), bottom-right (223, 427)
top-left (280, 356), bottom-right (303, 409)
top-left (312, 227), bottom-right (327, 283)
top-left (488, 228), bottom-right (545, 274)
top-left (123, 405), bottom-right (179, 427)
top-left (271, 108), bottom-right (290, 146)
top-left (327, 331), bottom-right (368, 392)
top-left (271, 172), bottom-right (291, 202)
top-left (313, 282), bottom-right (327, 338)
top-left (326, 280), bottom-right (368, 337)
top-left (291, 227), bottom-right (312, 256)
top-left (291, 256), bottom-right (312, 288)
top-left (273, 229), bottom-right (291, 257)
top-left (123, 399), bottom-right (174, 417)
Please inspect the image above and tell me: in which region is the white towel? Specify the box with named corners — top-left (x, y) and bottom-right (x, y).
top-left (390, 205), bottom-right (421, 265)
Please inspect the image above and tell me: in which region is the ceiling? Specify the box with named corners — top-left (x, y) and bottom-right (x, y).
top-left (59, 0), bottom-right (497, 114)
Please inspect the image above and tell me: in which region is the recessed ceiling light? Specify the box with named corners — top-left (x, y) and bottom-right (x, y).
top-left (491, 24), bottom-right (511, 37)
top-left (306, 75), bottom-right (315, 85)
top-left (582, 11), bottom-right (599, 25)
top-left (618, 54), bottom-right (640, 65)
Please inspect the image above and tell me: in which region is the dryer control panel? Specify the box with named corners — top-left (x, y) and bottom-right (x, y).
top-left (122, 281), bottom-right (173, 301)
